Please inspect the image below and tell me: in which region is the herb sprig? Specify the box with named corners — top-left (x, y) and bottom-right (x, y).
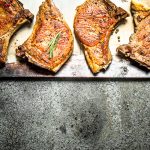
top-left (48, 32), bottom-right (61, 58)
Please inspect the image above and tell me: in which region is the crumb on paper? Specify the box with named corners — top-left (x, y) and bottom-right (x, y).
top-left (121, 0), bottom-right (128, 2)
top-left (115, 29), bottom-right (119, 34)
top-left (117, 36), bottom-right (120, 42)
top-left (120, 66), bottom-right (128, 76)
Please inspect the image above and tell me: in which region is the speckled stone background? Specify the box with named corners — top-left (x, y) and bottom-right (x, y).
top-left (0, 80), bottom-right (150, 150)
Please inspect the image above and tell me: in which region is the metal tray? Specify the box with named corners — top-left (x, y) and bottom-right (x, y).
top-left (0, 0), bottom-right (149, 78)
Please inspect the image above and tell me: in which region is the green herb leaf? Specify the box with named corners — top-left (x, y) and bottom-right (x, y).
top-left (12, 3), bottom-right (16, 7)
top-left (48, 32), bottom-right (61, 58)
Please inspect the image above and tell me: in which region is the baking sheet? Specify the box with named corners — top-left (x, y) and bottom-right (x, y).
top-left (0, 0), bottom-right (150, 78)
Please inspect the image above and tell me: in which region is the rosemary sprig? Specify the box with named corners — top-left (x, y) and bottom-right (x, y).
top-left (48, 32), bottom-right (61, 58)
top-left (12, 3), bottom-right (16, 7)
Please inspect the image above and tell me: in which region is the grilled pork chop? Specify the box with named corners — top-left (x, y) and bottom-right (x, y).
top-left (74, 0), bottom-right (129, 73)
top-left (117, 0), bottom-right (150, 69)
top-left (0, 0), bottom-right (33, 64)
top-left (131, 0), bottom-right (150, 28)
top-left (16, 0), bottom-right (73, 73)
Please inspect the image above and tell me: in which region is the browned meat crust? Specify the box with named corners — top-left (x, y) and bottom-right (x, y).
top-left (16, 0), bottom-right (73, 73)
top-left (0, 0), bottom-right (33, 64)
top-left (74, 0), bottom-right (129, 73)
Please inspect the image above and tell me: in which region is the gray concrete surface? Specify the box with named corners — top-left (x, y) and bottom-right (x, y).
top-left (0, 80), bottom-right (150, 150)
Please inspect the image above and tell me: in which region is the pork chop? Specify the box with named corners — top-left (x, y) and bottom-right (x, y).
top-left (74, 0), bottom-right (129, 73)
top-left (16, 0), bottom-right (73, 73)
top-left (117, 0), bottom-right (150, 69)
top-left (0, 0), bottom-right (33, 64)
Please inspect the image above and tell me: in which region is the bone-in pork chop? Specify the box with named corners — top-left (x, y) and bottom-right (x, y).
top-left (16, 0), bottom-right (73, 73)
top-left (74, 0), bottom-right (129, 73)
top-left (0, 0), bottom-right (33, 64)
top-left (117, 0), bottom-right (150, 69)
